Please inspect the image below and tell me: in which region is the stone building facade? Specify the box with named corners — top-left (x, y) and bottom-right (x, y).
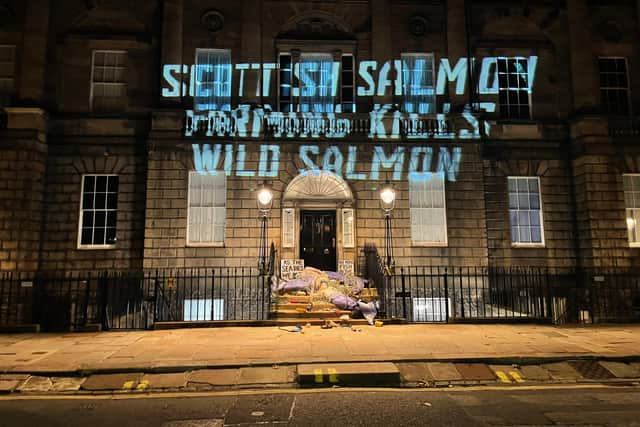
top-left (1, 0), bottom-right (640, 275)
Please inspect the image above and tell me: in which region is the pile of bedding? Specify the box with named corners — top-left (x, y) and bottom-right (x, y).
top-left (272, 267), bottom-right (378, 324)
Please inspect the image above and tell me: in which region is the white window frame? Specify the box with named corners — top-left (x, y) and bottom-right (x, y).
top-left (401, 52), bottom-right (436, 115)
top-left (497, 56), bottom-right (532, 120)
top-left (186, 171), bottom-right (226, 246)
top-left (282, 208), bottom-right (296, 248)
top-left (277, 51), bottom-right (353, 113)
top-left (341, 208), bottom-right (355, 248)
top-left (89, 50), bottom-right (127, 111)
top-left (508, 176), bottom-right (545, 247)
top-left (0, 45), bottom-right (16, 106)
top-left (340, 53), bottom-right (356, 113)
top-left (623, 174), bottom-right (640, 247)
top-left (77, 174), bottom-right (119, 250)
top-left (598, 56), bottom-right (631, 115)
top-left (409, 172), bottom-right (448, 247)
top-left (193, 48), bottom-right (232, 112)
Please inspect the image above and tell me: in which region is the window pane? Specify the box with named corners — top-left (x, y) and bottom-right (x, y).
top-left (531, 227), bottom-right (542, 243)
top-left (95, 193), bottom-right (106, 209)
top-left (81, 228), bottom-right (93, 245)
top-left (83, 193), bottom-right (94, 210)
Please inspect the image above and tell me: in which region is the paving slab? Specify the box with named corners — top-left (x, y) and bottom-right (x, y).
top-left (81, 373), bottom-right (142, 391)
top-left (17, 376), bottom-right (52, 393)
top-left (187, 369), bottom-right (239, 387)
top-left (0, 380), bottom-right (21, 393)
top-left (50, 377), bottom-right (85, 392)
top-left (238, 366), bottom-right (295, 385)
top-left (142, 373), bottom-right (187, 389)
top-left (0, 374), bottom-right (30, 381)
top-left (568, 361), bottom-right (615, 380)
top-left (426, 363), bottom-right (463, 382)
top-left (519, 365), bottom-right (552, 381)
top-left (396, 362), bottom-right (434, 383)
top-left (454, 363), bottom-right (496, 382)
top-left (297, 362), bottom-right (400, 387)
top-left (542, 362), bottom-right (583, 381)
top-left (598, 361), bottom-right (640, 379)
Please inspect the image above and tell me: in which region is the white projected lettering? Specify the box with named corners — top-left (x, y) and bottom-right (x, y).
top-left (192, 144), bottom-right (463, 182)
top-left (163, 56), bottom-right (537, 100)
top-left (167, 55), bottom-right (538, 140)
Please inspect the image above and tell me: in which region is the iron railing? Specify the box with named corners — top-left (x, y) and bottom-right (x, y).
top-left (0, 268), bottom-right (271, 332)
top-left (2, 262), bottom-right (640, 331)
top-left (363, 247), bottom-right (640, 324)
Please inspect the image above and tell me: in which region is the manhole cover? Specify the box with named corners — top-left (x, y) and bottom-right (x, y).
top-left (568, 361), bottom-right (615, 380)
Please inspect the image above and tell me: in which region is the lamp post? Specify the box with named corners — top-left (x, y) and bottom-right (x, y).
top-left (379, 182), bottom-right (396, 276)
top-left (256, 184), bottom-right (273, 275)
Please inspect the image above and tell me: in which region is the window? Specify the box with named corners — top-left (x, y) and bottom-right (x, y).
top-left (194, 48), bottom-right (232, 112)
top-left (497, 57), bottom-right (531, 119)
top-left (183, 298), bottom-right (224, 321)
top-left (508, 177), bottom-right (544, 245)
top-left (340, 54), bottom-right (355, 113)
top-left (78, 175), bottom-right (119, 248)
top-left (282, 208), bottom-right (295, 248)
top-left (341, 208), bottom-right (355, 248)
top-left (0, 45), bottom-right (15, 107)
top-left (91, 50), bottom-right (127, 111)
top-left (599, 57), bottom-right (630, 115)
top-left (412, 297), bottom-right (450, 322)
top-left (187, 171), bottom-right (226, 245)
top-left (409, 172), bottom-right (447, 245)
top-left (623, 174), bottom-right (640, 246)
top-left (401, 53), bottom-right (435, 114)
top-left (278, 52), bottom-right (352, 113)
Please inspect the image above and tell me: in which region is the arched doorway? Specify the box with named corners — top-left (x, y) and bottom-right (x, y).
top-left (282, 170), bottom-right (355, 272)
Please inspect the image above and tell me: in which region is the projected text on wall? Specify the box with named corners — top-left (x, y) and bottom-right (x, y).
top-left (192, 144), bottom-right (462, 182)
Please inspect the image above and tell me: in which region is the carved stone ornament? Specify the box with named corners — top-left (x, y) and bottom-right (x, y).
top-left (201, 9), bottom-right (224, 33)
top-left (408, 16), bottom-right (428, 37)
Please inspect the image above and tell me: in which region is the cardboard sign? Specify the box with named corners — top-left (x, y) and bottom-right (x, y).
top-left (338, 260), bottom-right (355, 276)
top-left (281, 259), bottom-right (304, 281)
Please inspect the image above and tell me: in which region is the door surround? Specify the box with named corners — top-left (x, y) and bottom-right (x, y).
top-left (281, 170), bottom-right (355, 268)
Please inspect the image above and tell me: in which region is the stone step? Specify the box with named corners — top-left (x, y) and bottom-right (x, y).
top-left (274, 309), bottom-right (352, 319)
top-left (276, 295), bottom-right (312, 303)
top-left (275, 302), bottom-right (337, 311)
top-left (298, 362), bottom-right (401, 387)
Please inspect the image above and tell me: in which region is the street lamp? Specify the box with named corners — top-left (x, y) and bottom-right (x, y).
top-left (257, 183), bottom-right (273, 275)
top-left (379, 182), bottom-right (396, 275)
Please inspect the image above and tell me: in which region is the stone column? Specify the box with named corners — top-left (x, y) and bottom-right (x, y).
top-left (160, 0), bottom-right (184, 106)
top-left (19, 0), bottom-right (50, 106)
top-left (371, 0), bottom-right (392, 105)
top-left (240, 0), bottom-right (262, 104)
top-left (0, 109), bottom-right (48, 272)
top-left (446, 0), bottom-right (469, 111)
top-left (567, 0), bottom-right (598, 112)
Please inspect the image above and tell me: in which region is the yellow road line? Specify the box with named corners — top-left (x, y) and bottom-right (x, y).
top-left (509, 371), bottom-right (525, 383)
top-left (121, 381), bottom-right (135, 390)
top-left (327, 368), bottom-right (339, 384)
top-left (495, 371), bottom-right (512, 384)
top-left (313, 369), bottom-right (323, 384)
top-left (1, 383), bottom-right (636, 401)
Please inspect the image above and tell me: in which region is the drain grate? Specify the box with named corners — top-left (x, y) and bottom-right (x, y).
top-left (568, 361), bottom-right (615, 380)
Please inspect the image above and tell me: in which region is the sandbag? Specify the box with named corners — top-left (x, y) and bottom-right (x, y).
top-left (330, 294), bottom-right (358, 310)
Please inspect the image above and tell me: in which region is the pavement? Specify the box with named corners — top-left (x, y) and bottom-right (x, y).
top-left (0, 324), bottom-right (639, 394)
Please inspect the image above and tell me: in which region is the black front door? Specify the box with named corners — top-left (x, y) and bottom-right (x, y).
top-left (300, 210), bottom-right (336, 272)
